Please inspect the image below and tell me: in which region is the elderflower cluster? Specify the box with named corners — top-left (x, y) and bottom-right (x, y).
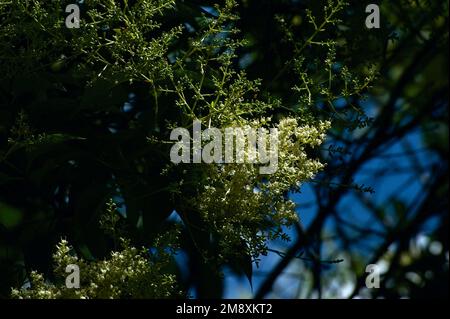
top-left (197, 117), bottom-right (330, 259)
top-left (11, 239), bottom-right (182, 299)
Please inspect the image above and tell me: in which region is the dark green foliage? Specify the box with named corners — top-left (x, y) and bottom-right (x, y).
top-left (0, 0), bottom-right (448, 298)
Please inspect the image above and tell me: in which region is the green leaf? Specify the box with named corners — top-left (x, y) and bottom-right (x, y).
top-left (0, 202), bottom-right (22, 229)
top-left (227, 242), bottom-right (253, 290)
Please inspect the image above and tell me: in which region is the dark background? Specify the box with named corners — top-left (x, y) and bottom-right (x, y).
top-left (0, 0), bottom-right (448, 298)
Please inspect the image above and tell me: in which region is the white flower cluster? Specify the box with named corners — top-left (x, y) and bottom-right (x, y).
top-left (196, 117), bottom-right (330, 259)
top-left (11, 239), bottom-right (181, 299)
